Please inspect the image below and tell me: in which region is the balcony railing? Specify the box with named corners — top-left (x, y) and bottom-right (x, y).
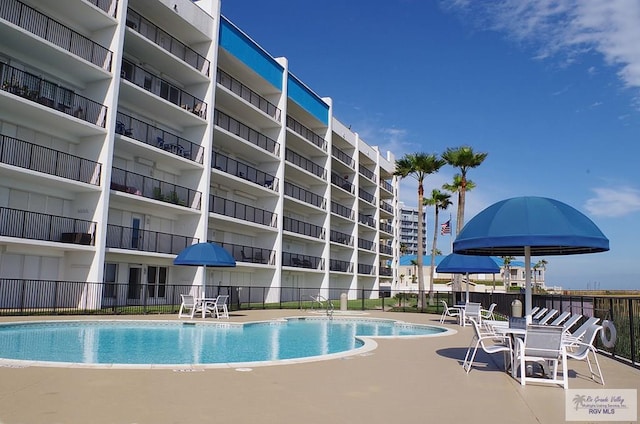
top-left (286, 116), bottom-right (326, 151)
top-left (332, 146), bottom-right (354, 168)
top-left (331, 201), bottom-right (354, 220)
top-left (283, 252), bottom-right (323, 270)
top-left (214, 109), bottom-right (279, 155)
top-left (116, 112), bottom-right (203, 163)
top-left (331, 172), bottom-right (353, 193)
top-left (359, 164), bottom-right (375, 181)
top-left (379, 267), bottom-right (392, 276)
top-left (357, 263), bottom-right (375, 275)
top-left (330, 259), bottom-right (352, 273)
top-left (212, 151), bottom-right (278, 191)
top-left (286, 148), bottom-right (325, 179)
top-left (283, 216), bottom-right (324, 239)
top-left (1, 63), bottom-right (107, 127)
top-left (215, 241), bottom-right (273, 265)
top-left (209, 195), bottom-right (277, 228)
top-left (1, 0), bottom-right (113, 70)
top-left (0, 134), bottom-right (101, 185)
top-left (358, 213), bottom-right (375, 228)
top-left (106, 224), bottom-right (197, 254)
top-left (379, 244), bottom-right (393, 255)
top-left (110, 167), bottom-right (201, 210)
top-left (126, 8), bottom-right (209, 76)
top-left (283, 181), bottom-right (325, 210)
top-left (358, 238), bottom-right (374, 251)
top-left (86, 0), bottom-right (116, 16)
top-left (217, 69), bottom-right (280, 121)
top-left (380, 201), bottom-right (393, 214)
top-left (0, 207), bottom-right (96, 245)
top-left (358, 188), bottom-right (375, 205)
top-left (380, 222), bottom-right (393, 234)
top-left (380, 179), bottom-right (393, 193)
top-left (121, 59), bottom-right (206, 118)
top-left (330, 230), bottom-right (352, 246)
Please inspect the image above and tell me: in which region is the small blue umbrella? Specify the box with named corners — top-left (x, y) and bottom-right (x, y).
top-left (436, 253), bottom-right (501, 302)
top-left (174, 242), bottom-right (236, 297)
top-left (453, 196), bottom-right (609, 314)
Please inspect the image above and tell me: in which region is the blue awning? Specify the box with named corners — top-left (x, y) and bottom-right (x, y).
top-left (436, 253), bottom-right (500, 274)
top-left (174, 242), bottom-right (236, 267)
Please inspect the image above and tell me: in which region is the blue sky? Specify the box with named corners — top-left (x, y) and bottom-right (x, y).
top-left (220, 0), bottom-right (640, 290)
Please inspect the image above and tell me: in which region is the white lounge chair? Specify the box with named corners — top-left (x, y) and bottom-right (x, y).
top-left (178, 294), bottom-right (198, 319)
top-left (564, 317), bottom-right (601, 346)
top-left (532, 307), bottom-right (548, 320)
top-left (480, 303), bottom-right (497, 320)
top-left (538, 309), bottom-right (558, 325)
top-left (549, 311), bottom-right (571, 327)
top-left (463, 318), bottom-right (512, 373)
top-left (566, 324), bottom-right (605, 385)
top-left (439, 300), bottom-right (460, 324)
top-left (516, 324), bottom-right (567, 389)
top-left (562, 314), bottom-right (583, 332)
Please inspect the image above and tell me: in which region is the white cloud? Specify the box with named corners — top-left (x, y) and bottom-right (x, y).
top-left (584, 186), bottom-right (640, 217)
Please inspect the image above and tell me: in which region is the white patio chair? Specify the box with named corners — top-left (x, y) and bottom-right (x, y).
top-left (480, 303), bottom-right (497, 320)
top-left (532, 307), bottom-right (548, 320)
top-left (529, 306), bottom-right (540, 316)
top-left (566, 324), bottom-right (605, 385)
top-left (515, 324), bottom-right (567, 389)
top-left (564, 317), bottom-right (600, 347)
top-left (178, 294), bottom-right (198, 319)
top-left (548, 311), bottom-right (571, 327)
top-left (538, 309), bottom-right (558, 325)
top-left (562, 314), bottom-right (583, 332)
top-left (463, 318), bottom-right (512, 373)
top-left (464, 302), bottom-right (482, 326)
top-left (204, 295), bottom-right (229, 319)
top-left (439, 300), bottom-right (460, 324)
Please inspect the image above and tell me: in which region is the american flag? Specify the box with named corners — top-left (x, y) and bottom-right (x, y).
top-left (440, 220), bottom-right (451, 235)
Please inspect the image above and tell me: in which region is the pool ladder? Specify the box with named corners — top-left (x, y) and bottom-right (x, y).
top-left (311, 295), bottom-right (334, 318)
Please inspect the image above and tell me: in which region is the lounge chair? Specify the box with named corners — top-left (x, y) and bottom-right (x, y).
top-left (178, 294), bottom-right (198, 319)
top-left (516, 324), bottom-right (567, 389)
top-left (480, 303), bottom-right (497, 320)
top-left (564, 317), bottom-right (600, 346)
top-left (439, 300), bottom-right (460, 324)
top-left (537, 309), bottom-right (558, 325)
top-left (532, 307), bottom-right (548, 320)
top-left (562, 314), bottom-right (583, 332)
top-left (566, 324), bottom-right (605, 385)
top-left (548, 311), bottom-right (571, 327)
top-left (463, 318), bottom-right (512, 373)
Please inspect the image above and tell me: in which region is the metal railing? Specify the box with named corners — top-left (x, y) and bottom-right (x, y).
top-left (0, 134), bottom-right (101, 185)
top-left (121, 59), bottom-right (206, 118)
top-left (329, 259), bottom-right (352, 272)
top-left (331, 172), bottom-right (353, 193)
top-left (0, 207), bottom-right (96, 245)
top-left (282, 252), bottom-right (323, 269)
top-left (209, 195), bottom-right (277, 227)
top-left (86, 0), bottom-right (116, 16)
top-left (116, 111), bottom-right (203, 163)
top-left (379, 244), bottom-right (393, 255)
top-left (358, 238), bottom-right (374, 251)
top-left (1, 63), bottom-right (107, 127)
top-left (214, 241), bottom-right (273, 265)
top-left (332, 145), bottom-right (354, 168)
top-left (283, 216), bottom-right (324, 239)
top-left (217, 69), bottom-right (280, 121)
top-left (214, 109), bottom-right (279, 155)
top-left (380, 179), bottom-right (393, 194)
top-left (380, 201), bottom-right (393, 214)
top-left (110, 167), bottom-right (201, 209)
top-left (380, 222), bottom-right (393, 234)
top-left (358, 213), bottom-right (375, 227)
top-left (330, 230), bottom-right (352, 246)
top-left (212, 150), bottom-right (278, 190)
top-left (359, 164), bottom-right (375, 181)
top-left (286, 148), bottom-right (325, 179)
top-left (357, 263), bottom-right (375, 275)
top-left (126, 8), bottom-right (209, 75)
top-left (283, 181), bottom-right (325, 209)
top-left (1, 0), bottom-right (113, 70)
top-left (286, 116), bottom-right (326, 151)
top-left (358, 188), bottom-right (375, 204)
top-left (331, 201), bottom-right (354, 220)
top-left (106, 224), bottom-right (197, 254)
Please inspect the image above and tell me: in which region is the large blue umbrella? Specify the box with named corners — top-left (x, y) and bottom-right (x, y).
top-left (174, 242), bottom-right (236, 297)
top-left (453, 196), bottom-right (609, 315)
top-left (436, 253), bottom-right (501, 302)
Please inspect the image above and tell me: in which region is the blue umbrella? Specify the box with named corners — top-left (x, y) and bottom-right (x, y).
top-left (453, 196), bottom-right (609, 315)
top-left (436, 253), bottom-right (501, 302)
top-left (174, 242), bottom-right (236, 297)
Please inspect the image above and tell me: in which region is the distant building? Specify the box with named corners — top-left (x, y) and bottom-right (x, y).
top-left (399, 203), bottom-right (426, 255)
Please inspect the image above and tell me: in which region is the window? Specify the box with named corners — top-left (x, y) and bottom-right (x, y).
top-left (147, 266), bottom-right (167, 298)
top-left (104, 263), bottom-right (118, 298)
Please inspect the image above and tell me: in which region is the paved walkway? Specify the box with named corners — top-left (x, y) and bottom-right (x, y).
top-left (0, 310), bottom-right (638, 423)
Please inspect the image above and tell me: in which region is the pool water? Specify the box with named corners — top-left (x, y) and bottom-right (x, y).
top-left (0, 317), bottom-right (450, 368)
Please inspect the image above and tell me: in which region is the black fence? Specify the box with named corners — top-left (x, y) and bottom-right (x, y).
top-left (0, 280), bottom-right (637, 369)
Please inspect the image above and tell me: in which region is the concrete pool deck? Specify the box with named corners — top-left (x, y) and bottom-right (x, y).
top-left (0, 310), bottom-right (639, 423)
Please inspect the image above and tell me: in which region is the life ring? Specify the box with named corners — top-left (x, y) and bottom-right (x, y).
top-left (600, 320), bottom-right (617, 348)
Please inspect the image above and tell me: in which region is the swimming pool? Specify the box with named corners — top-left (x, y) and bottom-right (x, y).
top-left (0, 317), bottom-right (454, 369)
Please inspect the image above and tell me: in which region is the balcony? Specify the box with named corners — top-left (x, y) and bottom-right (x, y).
top-left (380, 201), bottom-right (393, 214)
top-left (380, 179), bottom-right (393, 195)
top-left (331, 201), bottom-right (354, 220)
top-left (110, 167), bottom-right (201, 210)
top-left (214, 109), bottom-right (279, 156)
top-left (379, 267), bottom-right (392, 276)
top-left (86, 0), bottom-right (116, 16)
top-left (1, 63), bottom-right (107, 127)
top-left (0, 207), bottom-right (96, 245)
top-left (380, 222), bottom-right (393, 235)
top-left (286, 148), bottom-right (325, 179)
top-left (358, 188), bottom-right (376, 205)
top-left (283, 252), bottom-right (323, 270)
top-left (215, 241), bottom-right (273, 265)
top-left (212, 151), bottom-right (278, 191)
top-left (115, 112), bottom-right (203, 164)
top-left (286, 116), bottom-right (326, 151)
top-left (0, 134), bottom-right (101, 185)
top-left (358, 238), bottom-right (375, 251)
top-left (329, 259), bottom-right (352, 273)
top-left (106, 224), bottom-right (197, 254)
top-left (379, 244), bottom-right (393, 255)
top-left (331, 172), bottom-right (353, 194)
top-left (359, 164), bottom-right (375, 181)
top-left (357, 263), bottom-right (375, 275)
top-left (330, 230), bottom-right (352, 246)
top-left (209, 195), bottom-right (277, 228)
top-left (217, 69), bottom-right (280, 121)
top-left (332, 145), bottom-right (354, 168)
top-left (0, 0), bottom-right (113, 71)
top-left (283, 217), bottom-right (324, 239)
top-left (283, 181), bottom-right (325, 210)
top-left (358, 213), bottom-right (375, 228)
top-left (121, 59), bottom-right (206, 119)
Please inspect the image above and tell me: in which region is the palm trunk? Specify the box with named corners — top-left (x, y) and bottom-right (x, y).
top-left (417, 181), bottom-right (425, 309)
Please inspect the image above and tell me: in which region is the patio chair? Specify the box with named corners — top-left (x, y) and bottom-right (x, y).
top-left (530, 306), bottom-right (540, 316)
top-left (532, 307), bottom-right (548, 320)
top-left (566, 324), bottom-right (605, 385)
top-left (515, 324), bottom-right (567, 389)
top-left (439, 300), bottom-right (460, 324)
top-left (178, 294), bottom-right (198, 319)
top-left (463, 318), bottom-right (512, 373)
top-left (562, 314), bottom-right (583, 332)
top-left (564, 317), bottom-right (600, 346)
top-left (464, 302), bottom-right (482, 326)
top-left (548, 311), bottom-right (571, 327)
top-left (480, 303), bottom-right (497, 320)
top-left (204, 294), bottom-right (229, 319)
top-left (537, 309), bottom-right (559, 325)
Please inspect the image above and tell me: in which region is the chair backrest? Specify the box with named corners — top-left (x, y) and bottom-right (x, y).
top-left (533, 307), bottom-right (548, 320)
top-left (486, 303), bottom-right (497, 313)
top-left (530, 306), bottom-right (540, 316)
top-left (181, 294), bottom-right (195, 307)
top-left (465, 302), bottom-right (482, 319)
top-left (216, 294), bottom-right (229, 305)
top-left (538, 309), bottom-right (558, 325)
top-left (562, 314), bottom-right (583, 331)
top-left (549, 311), bottom-right (571, 326)
top-left (569, 316), bottom-right (601, 339)
top-left (525, 324), bottom-right (564, 359)
top-left (569, 324), bottom-right (602, 358)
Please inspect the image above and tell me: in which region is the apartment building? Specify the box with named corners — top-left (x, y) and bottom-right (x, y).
top-left (399, 204), bottom-right (426, 256)
top-left (0, 0), bottom-right (398, 309)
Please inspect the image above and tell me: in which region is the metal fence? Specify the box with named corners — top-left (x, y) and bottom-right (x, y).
top-left (0, 280), bottom-right (637, 369)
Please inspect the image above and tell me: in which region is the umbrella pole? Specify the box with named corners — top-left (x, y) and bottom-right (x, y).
top-left (202, 264), bottom-right (207, 299)
top-left (524, 246), bottom-right (532, 317)
top-left (465, 272), bottom-right (469, 303)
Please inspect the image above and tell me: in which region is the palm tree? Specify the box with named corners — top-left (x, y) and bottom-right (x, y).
top-left (424, 189), bottom-right (452, 304)
top-left (395, 153), bottom-right (446, 308)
